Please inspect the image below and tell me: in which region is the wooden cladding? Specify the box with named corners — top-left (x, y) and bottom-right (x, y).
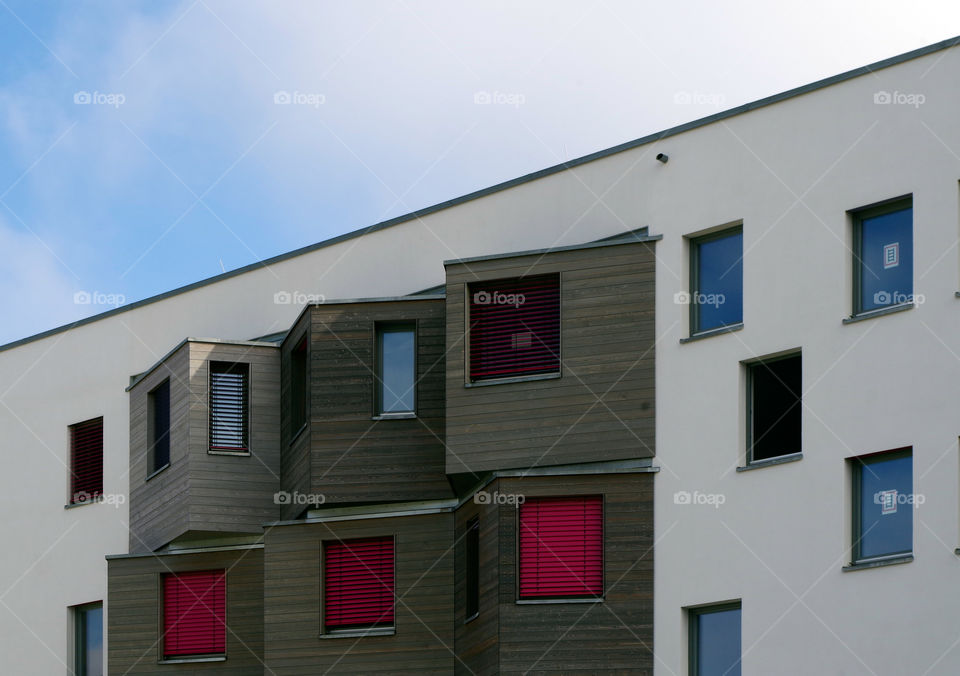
top-left (468, 274), bottom-right (560, 380)
top-left (324, 537), bottom-right (395, 630)
top-left (70, 417), bottom-right (103, 504)
top-left (209, 361), bottom-right (249, 452)
top-left (163, 570), bottom-right (226, 657)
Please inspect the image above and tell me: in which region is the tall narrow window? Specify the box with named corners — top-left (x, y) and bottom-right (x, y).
top-left (689, 602), bottom-right (741, 676)
top-left (690, 227), bottom-right (743, 334)
top-left (73, 602), bottom-right (103, 676)
top-left (324, 537), bottom-right (395, 631)
top-left (465, 517), bottom-right (480, 620)
top-left (69, 417), bottom-right (103, 504)
top-left (468, 274), bottom-right (560, 381)
top-left (851, 448), bottom-right (913, 563)
top-left (290, 337), bottom-right (307, 434)
top-left (148, 380), bottom-right (170, 473)
top-left (518, 496), bottom-right (603, 599)
top-left (209, 362), bottom-right (249, 452)
top-left (163, 570), bottom-right (226, 658)
top-left (747, 353), bottom-right (801, 463)
top-left (853, 198), bottom-right (913, 315)
top-left (376, 324), bottom-right (415, 415)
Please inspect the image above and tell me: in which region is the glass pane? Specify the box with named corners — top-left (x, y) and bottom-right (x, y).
top-left (695, 231), bottom-right (743, 332)
top-left (697, 607), bottom-right (741, 676)
top-left (81, 605), bottom-right (103, 676)
top-left (858, 206), bottom-right (912, 312)
top-left (379, 329), bottom-right (415, 413)
top-left (858, 452), bottom-right (912, 559)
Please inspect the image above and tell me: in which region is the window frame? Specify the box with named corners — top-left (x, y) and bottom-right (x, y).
top-left (374, 321), bottom-right (417, 417)
top-left (147, 379), bottom-right (171, 477)
top-left (321, 535), bottom-right (396, 636)
top-left (73, 601), bottom-right (103, 676)
top-left (289, 336), bottom-right (308, 440)
top-left (69, 416), bottom-right (104, 505)
top-left (465, 516), bottom-right (480, 622)
top-left (851, 196), bottom-right (913, 317)
top-left (208, 361), bottom-right (250, 454)
top-left (689, 225), bottom-right (743, 336)
top-left (688, 601), bottom-right (742, 676)
top-left (744, 352), bottom-right (802, 466)
top-left (160, 569), bottom-right (227, 661)
top-left (850, 447), bottom-right (914, 564)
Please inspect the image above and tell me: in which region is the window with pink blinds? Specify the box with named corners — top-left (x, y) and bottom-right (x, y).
top-left (163, 570), bottom-right (226, 657)
top-left (324, 537), bottom-right (395, 630)
top-left (70, 417), bottom-right (103, 504)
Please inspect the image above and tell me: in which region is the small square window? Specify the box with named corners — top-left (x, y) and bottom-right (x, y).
top-left (209, 362), bottom-right (249, 452)
top-left (851, 448), bottom-right (913, 562)
top-left (73, 601), bottom-right (103, 676)
top-left (853, 198), bottom-right (913, 315)
top-left (289, 337), bottom-right (308, 434)
top-left (324, 537), bottom-right (395, 632)
top-left (376, 324), bottom-right (415, 414)
top-left (747, 354), bottom-right (801, 463)
top-left (689, 602), bottom-right (741, 676)
top-left (690, 227), bottom-right (743, 334)
top-left (163, 570), bottom-right (226, 658)
top-left (148, 380), bottom-right (170, 474)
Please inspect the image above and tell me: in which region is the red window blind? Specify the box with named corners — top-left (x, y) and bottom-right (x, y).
top-left (519, 496), bottom-right (603, 599)
top-left (70, 417), bottom-right (103, 504)
top-left (324, 537), bottom-right (395, 630)
top-left (469, 275), bottom-right (560, 380)
top-left (163, 570), bottom-right (226, 657)
top-left (209, 362), bottom-right (248, 452)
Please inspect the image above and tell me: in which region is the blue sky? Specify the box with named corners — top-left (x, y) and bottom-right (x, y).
top-left (0, 0), bottom-right (957, 344)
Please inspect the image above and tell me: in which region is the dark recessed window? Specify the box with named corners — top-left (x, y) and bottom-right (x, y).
top-left (376, 324), bottom-right (415, 414)
top-left (690, 227), bottom-right (743, 334)
top-left (468, 274), bottom-right (560, 381)
top-left (290, 337), bottom-right (307, 434)
top-left (465, 517), bottom-right (480, 620)
top-left (209, 362), bottom-right (249, 452)
top-left (853, 198), bottom-right (913, 315)
top-left (148, 380), bottom-right (170, 473)
top-left (163, 570), bottom-right (226, 658)
top-left (747, 354), bottom-right (801, 463)
top-left (73, 601), bottom-right (103, 676)
top-left (689, 602), bottom-right (741, 676)
top-left (851, 448), bottom-right (913, 562)
top-left (69, 417), bottom-right (103, 504)
top-left (324, 537), bottom-right (395, 632)
top-left (518, 496), bottom-right (603, 599)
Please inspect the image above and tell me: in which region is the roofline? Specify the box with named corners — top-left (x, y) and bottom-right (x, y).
top-left (2, 34), bottom-right (956, 355)
top-left (444, 231), bottom-right (662, 267)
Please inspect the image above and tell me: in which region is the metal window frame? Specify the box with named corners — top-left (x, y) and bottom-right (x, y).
top-left (374, 321), bottom-right (418, 416)
top-left (465, 516), bottom-right (480, 622)
top-left (687, 600), bottom-right (742, 676)
top-left (689, 225), bottom-right (743, 335)
top-left (208, 361), bottom-right (251, 454)
top-left (320, 535), bottom-right (397, 636)
top-left (744, 351), bottom-right (802, 465)
top-left (147, 379), bottom-right (171, 475)
top-left (850, 196), bottom-right (913, 316)
top-left (73, 600), bottom-right (103, 676)
top-left (850, 447), bottom-right (913, 563)
top-left (158, 568), bottom-right (228, 662)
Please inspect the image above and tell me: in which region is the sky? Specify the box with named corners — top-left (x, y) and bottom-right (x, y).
top-left (0, 0), bottom-right (958, 345)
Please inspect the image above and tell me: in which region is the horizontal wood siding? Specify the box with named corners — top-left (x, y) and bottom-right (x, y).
top-left (281, 312), bottom-right (312, 521)
top-left (454, 498), bottom-right (500, 675)
top-left (445, 242), bottom-right (657, 474)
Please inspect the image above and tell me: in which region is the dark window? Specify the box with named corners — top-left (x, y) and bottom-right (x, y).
top-left (324, 537), bottom-right (395, 631)
top-left (468, 274), bottom-right (560, 381)
top-left (163, 570), bottom-right (226, 658)
top-left (290, 337), bottom-right (307, 434)
top-left (747, 354), bottom-right (801, 462)
top-left (209, 362), bottom-right (249, 452)
top-left (376, 324), bottom-right (415, 414)
top-left (690, 227), bottom-right (743, 334)
top-left (853, 199), bottom-right (913, 314)
top-left (148, 380), bottom-right (170, 473)
top-left (74, 602), bottom-right (103, 676)
top-left (518, 496), bottom-right (603, 599)
top-left (852, 448), bottom-right (913, 562)
top-left (69, 417), bottom-right (103, 504)
top-left (465, 517), bottom-right (480, 620)
top-left (689, 602), bottom-right (741, 676)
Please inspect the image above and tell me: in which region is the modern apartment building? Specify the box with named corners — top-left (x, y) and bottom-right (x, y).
top-left (1, 35), bottom-right (959, 675)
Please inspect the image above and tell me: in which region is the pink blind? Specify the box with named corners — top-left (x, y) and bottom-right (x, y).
top-left (324, 537), bottom-right (395, 629)
top-left (163, 570), bottom-right (226, 657)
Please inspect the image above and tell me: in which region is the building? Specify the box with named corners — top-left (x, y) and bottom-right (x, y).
top-left (1, 34), bottom-right (959, 675)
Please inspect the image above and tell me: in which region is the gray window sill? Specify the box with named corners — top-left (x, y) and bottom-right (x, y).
top-left (145, 463), bottom-right (170, 482)
top-left (736, 453), bottom-right (803, 472)
top-left (465, 372), bottom-right (561, 388)
top-left (680, 323), bottom-right (744, 344)
top-left (158, 656), bottom-right (226, 664)
top-left (208, 449), bottom-right (250, 456)
top-left (516, 597), bottom-right (603, 605)
top-left (464, 612), bottom-right (479, 624)
top-left (289, 422), bottom-right (308, 446)
top-left (843, 303), bottom-right (913, 324)
top-left (64, 499), bottom-right (100, 510)
top-left (842, 553), bottom-right (913, 572)
top-left (320, 627), bottom-right (395, 639)
top-left (372, 412), bottom-right (417, 421)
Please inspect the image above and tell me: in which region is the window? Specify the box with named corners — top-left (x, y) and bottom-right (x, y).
top-left (290, 337), bottom-right (307, 434)
top-left (853, 198), bottom-right (913, 315)
top-left (689, 602), bottom-right (741, 676)
top-left (148, 380), bottom-right (170, 473)
top-left (376, 324), bottom-right (415, 414)
top-left (518, 496), bottom-right (603, 599)
top-left (690, 227), bottom-right (743, 334)
top-left (209, 362), bottom-right (249, 452)
top-left (73, 602), bottom-right (103, 676)
top-left (468, 274), bottom-right (560, 381)
top-left (851, 448), bottom-right (913, 562)
top-left (69, 417), bottom-right (103, 504)
top-left (324, 537), bottom-right (395, 631)
top-left (163, 570), bottom-right (226, 658)
top-left (746, 354), bottom-right (801, 463)
top-left (465, 517), bottom-right (480, 620)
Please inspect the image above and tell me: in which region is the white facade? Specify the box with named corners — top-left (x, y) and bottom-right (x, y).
top-left (1, 37), bottom-right (958, 674)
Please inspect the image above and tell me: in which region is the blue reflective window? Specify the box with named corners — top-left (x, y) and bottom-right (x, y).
top-left (76, 603), bottom-right (103, 676)
top-left (691, 604), bottom-right (741, 676)
top-left (855, 449), bottom-right (912, 560)
top-left (692, 229), bottom-right (743, 333)
top-left (855, 202), bottom-right (912, 313)
top-left (378, 326), bottom-right (415, 413)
